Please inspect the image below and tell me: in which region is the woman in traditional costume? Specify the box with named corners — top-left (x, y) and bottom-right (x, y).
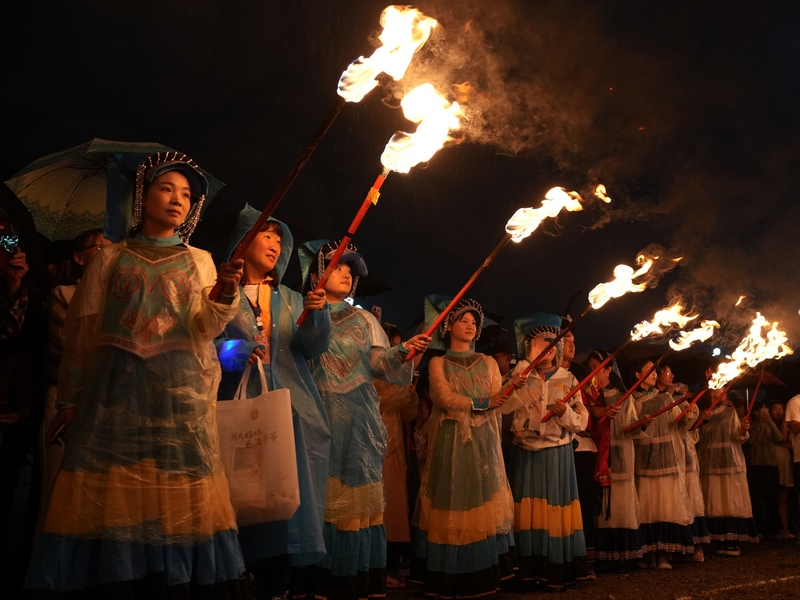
top-left (697, 389), bottom-right (759, 556)
top-left (26, 153), bottom-right (248, 597)
top-left (585, 350), bottom-right (648, 567)
top-left (300, 240), bottom-right (429, 600)
top-left (411, 297), bottom-right (518, 598)
top-left (628, 359), bottom-right (695, 569)
top-left (215, 206), bottom-right (331, 599)
top-left (506, 313), bottom-right (590, 589)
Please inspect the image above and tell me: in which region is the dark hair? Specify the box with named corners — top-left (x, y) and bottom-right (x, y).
top-left (631, 357), bottom-right (655, 377)
top-left (655, 363), bottom-right (671, 378)
top-left (586, 348), bottom-right (626, 392)
top-left (382, 323), bottom-right (402, 343)
top-left (73, 228), bottom-right (105, 254)
top-left (263, 220), bottom-right (283, 237)
top-left (587, 348), bottom-right (610, 364)
top-left (71, 228), bottom-right (105, 279)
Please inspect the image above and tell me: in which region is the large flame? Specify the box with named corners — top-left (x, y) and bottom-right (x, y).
top-left (505, 187), bottom-right (585, 243)
top-left (708, 312), bottom-right (793, 389)
top-left (587, 260), bottom-right (654, 309)
top-left (669, 320), bottom-right (720, 351)
top-left (338, 6), bottom-right (438, 103)
top-left (380, 83), bottom-right (463, 173)
top-left (630, 303), bottom-right (699, 342)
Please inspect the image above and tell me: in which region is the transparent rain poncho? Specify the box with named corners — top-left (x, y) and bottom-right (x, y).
top-left (599, 391), bottom-right (644, 530)
top-left (697, 405), bottom-right (754, 519)
top-left (632, 390), bottom-right (693, 526)
top-left (413, 352), bottom-right (513, 551)
top-left (676, 401), bottom-right (705, 520)
top-left (28, 236), bottom-right (244, 590)
top-left (375, 378), bottom-right (418, 543)
top-left (308, 300), bottom-right (412, 576)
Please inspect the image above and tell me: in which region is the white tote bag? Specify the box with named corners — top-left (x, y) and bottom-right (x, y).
top-left (216, 359), bottom-right (300, 526)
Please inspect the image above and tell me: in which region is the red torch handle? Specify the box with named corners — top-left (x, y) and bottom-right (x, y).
top-left (690, 383), bottom-right (733, 431)
top-left (599, 353), bottom-right (669, 427)
top-left (405, 233), bottom-right (514, 362)
top-left (540, 336), bottom-right (634, 423)
top-left (740, 367), bottom-right (766, 435)
top-left (500, 303), bottom-right (593, 396)
top-left (674, 388), bottom-right (708, 422)
top-left (623, 391), bottom-right (693, 433)
top-left (295, 169), bottom-right (390, 328)
top-left (209, 97), bottom-right (347, 302)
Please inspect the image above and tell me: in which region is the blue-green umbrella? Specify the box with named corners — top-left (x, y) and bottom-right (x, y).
top-left (5, 138), bottom-right (224, 241)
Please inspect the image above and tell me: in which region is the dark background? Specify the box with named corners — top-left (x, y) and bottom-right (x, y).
top-left (3, 0), bottom-right (800, 369)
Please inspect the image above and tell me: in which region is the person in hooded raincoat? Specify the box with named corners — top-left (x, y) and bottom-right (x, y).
top-left (299, 239), bottom-right (430, 600)
top-left (215, 205), bottom-right (331, 599)
top-left (25, 154), bottom-right (248, 598)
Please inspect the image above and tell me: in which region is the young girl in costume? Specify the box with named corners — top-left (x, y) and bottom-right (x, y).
top-left (215, 205), bottom-right (330, 599)
top-left (697, 389), bottom-right (759, 556)
top-left (628, 359), bottom-right (695, 569)
top-left (505, 313), bottom-right (590, 589)
top-left (411, 297), bottom-right (520, 598)
top-left (300, 240), bottom-right (429, 600)
top-left (26, 153), bottom-right (248, 597)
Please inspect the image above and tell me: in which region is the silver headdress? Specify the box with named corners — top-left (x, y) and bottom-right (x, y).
top-left (442, 298), bottom-right (485, 341)
top-left (317, 240), bottom-right (367, 299)
top-left (134, 151), bottom-right (207, 242)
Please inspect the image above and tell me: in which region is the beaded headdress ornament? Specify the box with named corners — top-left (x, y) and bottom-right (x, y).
top-left (134, 152), bottom-right (207, 242)
top-left (524, 323), bottom-right (563, 367)
top-left (317, 240), bottom-right (364, 299)
top-left (442, 298), bottom-right (485, 341)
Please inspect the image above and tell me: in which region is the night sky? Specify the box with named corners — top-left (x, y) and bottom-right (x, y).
top-left (4, 0), bottom-right (800, 364)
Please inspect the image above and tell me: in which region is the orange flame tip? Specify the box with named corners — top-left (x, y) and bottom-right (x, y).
top-left (380, 83), bottom-right (463, 173)
top-left (630, 303), bottom-right (699, 342)
top-left (669, 320), bottom-right (720, 351)
top-left (588, 260), bottom-right (654, 309)
top-left (338, 6), bottom-right (438, 103)
top-left (505, 187), bottom-right (584, 243)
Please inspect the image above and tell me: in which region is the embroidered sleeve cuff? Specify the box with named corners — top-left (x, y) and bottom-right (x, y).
top-left (472, 397), bottom-right (490, 411)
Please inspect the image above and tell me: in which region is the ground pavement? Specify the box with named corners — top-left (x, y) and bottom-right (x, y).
top-left (391, 539), bottom-right (800, 600)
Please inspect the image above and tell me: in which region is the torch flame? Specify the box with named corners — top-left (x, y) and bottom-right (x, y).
top-left (505, 187), bottom-right (584, 243)
top-left (338, 6), bottom-right (438, 103)
top-left (735, 295), bottom-right (746, 307)
top-left (707, 312), bottom-right (793, 390)
top-left (595, 184), bottom-right (612, 203)
top-left (380, 83), bottom-right (463, 173)
top-left (630, 303), bottom-right (699, 342)
top-left (669, 320), bottom-right (720, 351)
top-left (587, 260), bottom-right (654, 309)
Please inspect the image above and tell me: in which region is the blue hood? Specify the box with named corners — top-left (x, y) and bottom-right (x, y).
top-left (224, 204), bottom-right (293, 284)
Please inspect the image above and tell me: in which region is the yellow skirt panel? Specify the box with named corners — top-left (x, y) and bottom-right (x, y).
top-left (417, 490), bottom-right (513, 546)
top-left (514, 497), bottom-right (583, 537)
top-left (44, 459), bottom-right (237, 538)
